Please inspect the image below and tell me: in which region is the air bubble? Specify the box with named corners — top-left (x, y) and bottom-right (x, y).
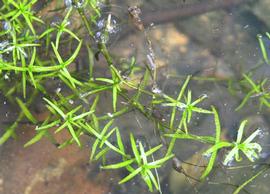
top-left (252, 164), bottom-right (259, 169)
top-left (55, 87), bottom-right (62, 93)
top-left (257, 129), bottom-right (264, 138)
top-left (96, 1), bottom-right (106, 9)
top-left (203, 152), bottom-right (211, 159)
top-left (107, 112), bottom-right (113, 117)
top-left (257, 34), bottom-right (263, 39)
top-left (3, 21), bottom-right (11, 31)
top-left (73, 0), bottom-right (84, 8)
top-left (147, 54), bottom-right (156, 71)
top-left (97, 19), bottom-right (105, 29)
top-left (0, 41), bottom-right (9, 50)
top-left (4, 74), bottom-right (9, 80)
top-left (152, 85), bottom-right (161, 94)
top-left (223, 157), bottom-right (234, 167)
top-left (94, 14), bottom-right (121, 44)
top-left (64, 0), bottom-right (72, 8)
top-left (199, 93), bottom-right (208, 98)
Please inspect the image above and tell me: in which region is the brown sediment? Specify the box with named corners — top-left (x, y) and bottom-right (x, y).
top-left (0, 117), bottom-right (112, 194)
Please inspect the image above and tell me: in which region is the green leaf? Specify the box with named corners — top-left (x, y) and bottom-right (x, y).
top-left (36, 120), bottom-right (61, 131)
top-left (165, 133), bottom-right (216, 144)
top-left (224, 147), bottom-right (239, 165)
top-left (100, 127), bottom-right (117, 148)
top-left (139, 142), bottom-right (147, 164)
top-left (94, 147), bottom-right (110, 161)
top-left (243, 129), bottom-right (261, 144)
top-left (200, 106), bottom-right (221, 180)
top-left (235, 90), bottom-right (254, 111)
top-left (146, 170), bottom-right (159, 191)
top-left (148, 154), bottom-right (174, 166)
top-left (101, 159), bottom-right (134, 169)
top-left (233, 166), bottom-right (269, 194)
top-left (73, 110), bottom-right (94, 120)
top-left (24, 130), bottom-right (47, 147)
top-left (119, 167), bottom-right (142, 184)
top-left (204, 142), bottom-right (233, 155)
top-left (95, 78), bottom-right (114, 84)
top-left (191, 107), bottom-right (212, 114)
top-left (55, 121), bottom-right (68, 133)
top-left (16, 97), bottom-right (37, 124)
top-left (143, 171), bottom-right (153, 192)
top-left (237, 120), bottom-right (248, 143)
top-left (116, 129), bottom-right (125, 153)
top-left (257, 34), bottom-right (269, 64)
top-left (90, 138), bottom-right (100, 161)
top-left (43, 98), bottom-right (66, 118)
top-left (145, 144), bottom-right (163, 157)
top-left (67, 123), bottom-right (81, 147)
top-left (130, 133), bottom-right (141, 164)
top-left (112, 85), bottom-right (118, 112)
top-left (90, 95), bottom-right (99, 111)
top-left (169, 75), bottom-right (191, 128)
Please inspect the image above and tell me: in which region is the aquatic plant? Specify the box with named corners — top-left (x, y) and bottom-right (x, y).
top-left (236, 73), bottom-right (270, 111)
top-left (204, 119), bottom-right (262, 166)
top-left (0, 1), bottom-right (267, 193)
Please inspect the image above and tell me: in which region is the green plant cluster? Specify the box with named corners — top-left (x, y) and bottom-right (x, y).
top-left (0, 1), bottom-right (267, 193)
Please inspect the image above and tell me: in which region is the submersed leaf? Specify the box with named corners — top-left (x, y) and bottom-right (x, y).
top-left (94, 147), bottom-right (110, 161)
top-left (235, 90), bottom-right (254, 111)
top-left (204, 141), bottom-right (233, 155)
top-left (130, 133), bottom-right (141, 164)
top-left (243, 129), bottom-right (262, 144)
top-left (201, 106), bottom-right (221, 180)
top-left (90, 137), bottom-right (100, 161)
top-left (145, 144), bottom-right (163, 157)
top-left (67, 123), bottom-right (81, 146)
top-left (36, 120), bottom-right (61, 131)
top-left (148, 154), bottom-right (174, 166)
top-left (101, 159), bottom-right (134, 169)
top-left (113, 85), bottom-right (117, 112)
top-left (143, 171), bottom-right (153, 192)
top-left (119, 167), bottom-right (142, 184)
top-left (233, 166), bottom-right (269, 194)
top-left (165, 132), bottom-right (216, 144)
top-left (16, 97), bottom-right (37, 124)
top-left (116, 129), bottom-right (125, 153)
top-left (24, 130), bottom-right (47, 147)
top-left (257, 34), bottom-right (269, 64)
top-left (146, 170), bottom-right (158, 192)
top-left (169, 75), bottom-right (191, 128)
top-left (223, 121), bottom-right (262, 165)
top-left (43, 98), bottom-right (66, 118)
top-left (236, 120), bottom-right (248, 143)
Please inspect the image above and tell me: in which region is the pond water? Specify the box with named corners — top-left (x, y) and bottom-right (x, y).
top-left (1, 0), bottom-right (270, 194)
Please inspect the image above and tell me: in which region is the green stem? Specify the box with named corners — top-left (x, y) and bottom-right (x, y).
top-left (73, 0), bottom-right (94, 38)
